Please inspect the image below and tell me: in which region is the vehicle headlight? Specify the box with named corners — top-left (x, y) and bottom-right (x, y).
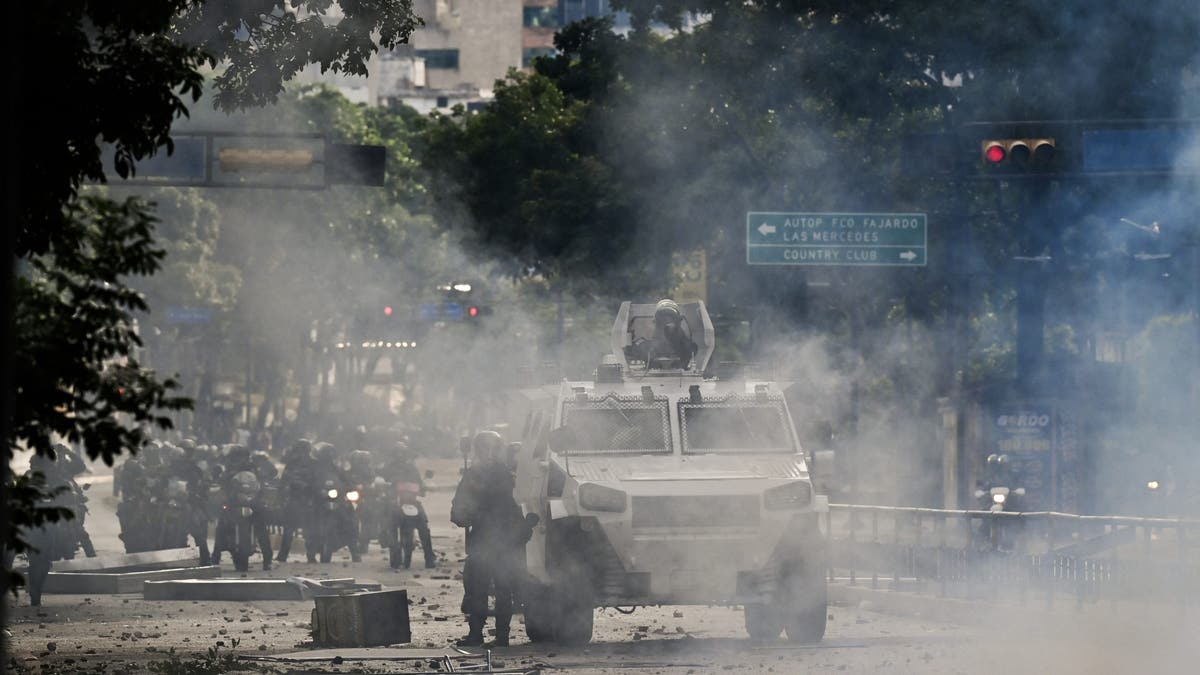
top-left (578, 483), bottom-right (627, 512)
top-left (764, 481), bottom-right (813, 510)
top-left (327, 488), bottom-right (339, 499)
top-left (1147, 480), bottom-right (1160, 491)
top-left (993, 493), bottom-right (1006, 504)
top-left (347, 490), bottom-right (360, 502)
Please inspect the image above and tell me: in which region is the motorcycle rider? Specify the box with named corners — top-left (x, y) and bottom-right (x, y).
top-left (213, 469), bottom-right (273, 571)
top-left (276, 439), bottom-right (316, 563)
top-left (452, 430), bottom-right (528, 647)
top-left (307, 442), bottom-right (360, 563)
top-left (24, 449), bottom-right (94, 605)
top-left (383, 441), bottom-right (436, 569)
top-left (164, 444), bottom-right (214, 565)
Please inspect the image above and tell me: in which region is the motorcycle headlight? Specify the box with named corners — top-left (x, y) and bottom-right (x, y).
top-left (327, 488), bottom-right (339, 499)
top-left (1147, 480), bottom-right (1160, 491)
top-left (578, 483), bottom-right (627, 512)
top-left (346, 490), bottom-right (360, 502)
top-left (764, 481), bottom-right (813, 510)
top-left (993, 493), bottom-right (1006, 504)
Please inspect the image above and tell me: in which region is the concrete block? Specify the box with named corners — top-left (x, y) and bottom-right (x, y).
top-left (312, 589), bottom-right (411, 647)
top-left (52, 548), bottom-right (201, 573)
top-left (45, 565), bottom-right (221, 594)
top-left (143, 577), bottom-right (382, 601)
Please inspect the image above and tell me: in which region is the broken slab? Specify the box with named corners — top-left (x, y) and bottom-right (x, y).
top-left (52, 547), bottom-right (201, 573)
top-left (143, 577), bottom-right (381, 601)
top-left (45, 565), bottom-right (221, 594)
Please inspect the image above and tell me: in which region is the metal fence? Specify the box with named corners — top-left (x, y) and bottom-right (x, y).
top-left (825, 504), bottom-right (1200, 608)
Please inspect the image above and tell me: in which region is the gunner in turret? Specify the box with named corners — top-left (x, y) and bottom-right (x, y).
top-left (643, 299), bottom-right (698, 369)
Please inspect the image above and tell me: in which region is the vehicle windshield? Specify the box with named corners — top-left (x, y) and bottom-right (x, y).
top-left (560, 396), bottom-right (672, 455)
top-left (680, 398), bottom-right (794, 454)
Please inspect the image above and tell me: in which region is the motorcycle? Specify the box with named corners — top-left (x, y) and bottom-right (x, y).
top-left (310, 478), bottom-right (361, 563)
top-left (388, 481), bottom-right (431, 569)
top-left (214, 471), bottom-right (263, 572)
top-left (149, 479), bottom-right (192, 551)
top-left (353, 477), bottom-right (388, 555)
top-left (973, 483), bottom-right (1025, 552)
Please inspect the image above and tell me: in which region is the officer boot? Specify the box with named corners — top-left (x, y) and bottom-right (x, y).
top-left (455, 617), bottom-right (486, 647)
top-left (488, 617), bottom-right (511, 647)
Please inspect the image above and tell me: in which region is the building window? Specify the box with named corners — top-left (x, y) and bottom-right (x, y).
top-left (524, 7), bottom-right (559, 28)
top-left (523, 47), bottom-right (557, 68)
top-left (415, 49), bottom-right (460, 70)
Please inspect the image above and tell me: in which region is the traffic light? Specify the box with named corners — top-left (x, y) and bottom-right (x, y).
top-left (980, 137), bottom-right (1056, 170)
top-left (465, 305), bottom-right (492, 320)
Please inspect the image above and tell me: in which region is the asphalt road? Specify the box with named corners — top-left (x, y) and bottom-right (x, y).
top-left (5, 459), bottom-right (1199, 674)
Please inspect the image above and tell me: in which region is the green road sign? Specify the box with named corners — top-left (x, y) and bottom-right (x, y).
top-left (746, 212), bottom-right (927, 267)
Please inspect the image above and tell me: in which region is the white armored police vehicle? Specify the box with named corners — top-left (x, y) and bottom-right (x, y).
top-left (509, 299), bottom-right (829, 644)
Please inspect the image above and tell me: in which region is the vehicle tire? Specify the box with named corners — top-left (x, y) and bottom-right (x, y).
top-left (232, 551), bottom-right (250, 573)
top-left (551, 566), bottom-right (593, 645)
top-left (780, 555), bottom-right (827, 644)
top-left (744, 603), bottom-right (783, 640)
top-left (389, 546), bottom-right (402, 570)
top-left (320, 547), bottom-right (332, 564)
top-left (522, 584), bottom-right (555, 643)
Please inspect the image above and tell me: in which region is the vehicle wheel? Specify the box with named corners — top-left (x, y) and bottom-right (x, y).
top-left (320, 547), bottom-right (332, 564)
top-left (744, 603), bottom-right (783, 640)
top-left (522, 585), bottom-right (555, 643)
top-left (780, 556), bottom-right (827, 644)
top-left (232, 552), bottom-right (250, 573)
top-left (555, 595), bottom-right (593, 645)
top-left (389, 546), bottom-right (402, 570)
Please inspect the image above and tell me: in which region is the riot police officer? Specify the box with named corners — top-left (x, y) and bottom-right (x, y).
top-left (24, 449), bottom-right (94, 605)
top-left (452, 431), bottom-right (528, 647)
top-left (276, 439), bottom-right (316, 563)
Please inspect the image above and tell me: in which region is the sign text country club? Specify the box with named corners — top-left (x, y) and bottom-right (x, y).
top-left (746, 212), bottom-right (927, 267)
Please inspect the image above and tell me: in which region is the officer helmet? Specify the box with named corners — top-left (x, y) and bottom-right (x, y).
top-left (313, 442), bottom-right (338, 465)
top-left (287, 439), bottom-right (314, 461)
top-left (251, 451), bottom-right (276, 480)
top-left (225, 445), bottom-right (250, 465)
top-left (349, 450), bottom-right (372, 469)
top-left (161, 445), bottom-right (185, 466)
top-left (654, 299), bottom-right (682, 326)
top-left (472, 430), bottom-right (504, 463)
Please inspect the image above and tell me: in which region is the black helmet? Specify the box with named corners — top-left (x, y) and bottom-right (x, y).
top-left (472, 430), bottom-right (504, 462)
top-left (225, 445), bottom-right (250, 467)
top-left (654, 298), bottom-right (682, 325)
top-left (349, 450), bottom-right (372, 469)
top-left (287, 439), bottom-right (314, 461)
top-left (313, 442), bottom-right (338, 464)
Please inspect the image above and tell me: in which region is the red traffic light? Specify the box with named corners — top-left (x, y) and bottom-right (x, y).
top-left (467, 306), bottom-right (479, 318)
top-left (981, 138), bottom-right (1056, 168)
top-left (384, 306), bottom-right (393, 316)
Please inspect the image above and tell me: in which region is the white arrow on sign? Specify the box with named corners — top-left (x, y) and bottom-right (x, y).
top-left (899, 251), bottom-right (917, 261)
top-left (757, 222), bottom-right (777, 236)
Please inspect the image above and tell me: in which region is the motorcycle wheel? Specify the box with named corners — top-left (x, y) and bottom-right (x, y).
top-left (389, 546), bottom-right (403, 569)
top-left (320, 547), bottom-right (332, 564)
top-left (232, 552), bottom-right (250, 573)
top-left (401, 528), bottom-right (415, 569)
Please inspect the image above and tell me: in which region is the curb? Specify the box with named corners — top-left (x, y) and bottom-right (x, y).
top-left (827, 582), bottom-right (1192, 633)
